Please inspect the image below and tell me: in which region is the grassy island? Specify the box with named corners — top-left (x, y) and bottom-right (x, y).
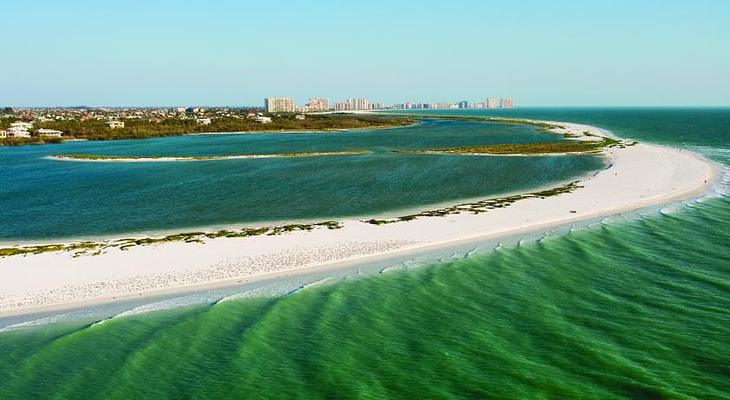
top-left (51, 150), bottom-right (370, 162)
top-left (0, 136), bottom-right (63, 146)
top-left (380, 114), bottom-right (564, 131)
top-left (396, 137), bottom-right (625, 156)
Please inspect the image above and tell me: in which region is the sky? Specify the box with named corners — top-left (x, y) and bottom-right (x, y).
top-left (1, 0), bottom-right (729, 107)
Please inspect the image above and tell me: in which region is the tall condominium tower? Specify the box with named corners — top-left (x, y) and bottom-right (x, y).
top-left (486, 98), bottom-right (498, 108)
top-left (334, 98), bottom-right (370, 111)
top-left (306, 98), bottom-right (329, 112)
top-left (354, 98), bottom-right (369, 110)
top-left (264, 97), bottom-right (295, 113)
top-left (500, 97), bottom-right (514, 109)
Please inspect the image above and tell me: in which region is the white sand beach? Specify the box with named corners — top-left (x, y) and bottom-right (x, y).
top-left (0, 121), bottom-right (720, 316)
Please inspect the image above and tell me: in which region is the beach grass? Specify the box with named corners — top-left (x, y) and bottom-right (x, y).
top-left (363, 180), bottom-right (583, 225)
top-left (0, 180), bottom-right (586, 257)
top-left (0, 221), bottom-right (343, 258)
top-left (394, 137), bottom-right (629, 156)
top-left (51, 150), bottom-right (370, 162)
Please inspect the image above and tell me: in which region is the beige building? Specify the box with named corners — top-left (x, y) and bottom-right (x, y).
top-left (10, 121), bottom-right (33, 130)
top-left (500, 97), bottom-right (515, 109)
top-left (486, 98), bottom-right (498, 108)
top-left (0, 130), bottom-right (6, 138)
top-left (6, 127), bottom-right (31, 138)
top-left (107, 120), bottom-right (125, 129)
top-left (264, 97), bottom-right (295, 113)
top-left (354, 98), bottom-right (369, 110)
top-left (305, 98), bottom-right (329, 112)
top-left (37, 128), bottom-right (63, 137)
top-left (334, 98), bottom-right (370, 111)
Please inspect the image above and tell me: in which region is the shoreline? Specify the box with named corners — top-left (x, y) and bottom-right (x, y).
top-left (0, 120), bottom-right (607, 247)
top-left (0, 168), bottom-right (602, 249)
top-left (188, 120), bottom-right (422, 135)
top-left (45, 150), bottom-right (369, 163)
top-left (0, 165), bottom-right (718, 320)
top-left (0, 117), bottom-right (418, 148)
top-left (0, 120), bottom-right (721, 318)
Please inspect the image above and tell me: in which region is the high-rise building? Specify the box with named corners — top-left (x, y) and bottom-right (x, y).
top-left (305, 98), bottom-right (329, 112)
top-left (500, 97), bottom-right (514, 109)
top-left (486, 98), bottom-right (498, 108)
top-left (354, 98), bottom-right (369, 110)
top-left (458, 100), bottom-right (469, 109)
top-left (264, 97), bottom-right (295, 113)
top-left (334, 98), bottom-right (370, 111)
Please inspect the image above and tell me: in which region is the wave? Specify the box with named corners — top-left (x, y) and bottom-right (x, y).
top-left (379, 264), bottom-right (403, 274)
top-left (0, 313), bottom-right (73, 332)
top-left (93, 294), bottom-right (218, 324)
top-left (215, 286), bottom-right (281, 304)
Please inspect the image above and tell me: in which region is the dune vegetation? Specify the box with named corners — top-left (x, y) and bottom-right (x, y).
top-left (50, 150), bottom-right (370, 162)
top-left (0, 221), bottom-right (343, 258)
top-left (364, 181), bottom-right (583, 225)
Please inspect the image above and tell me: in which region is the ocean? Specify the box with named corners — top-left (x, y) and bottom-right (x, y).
top-left (0, 108), bottom-right (728, 399)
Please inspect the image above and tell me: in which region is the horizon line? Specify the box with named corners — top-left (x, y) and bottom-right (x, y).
top-left (4, 104), bottom-right (730, 109)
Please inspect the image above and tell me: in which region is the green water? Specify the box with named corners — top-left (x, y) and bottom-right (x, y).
top-left (0, 108), bottom-right (728, 399)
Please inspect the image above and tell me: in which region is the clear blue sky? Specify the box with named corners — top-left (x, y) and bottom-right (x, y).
top-left (2, 0), bottom-right (729, 107)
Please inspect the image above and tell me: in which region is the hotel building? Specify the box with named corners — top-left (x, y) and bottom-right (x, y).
top-left (264, 97), bottom-right (296, 113)
top-left (305, 98), bottom-right (329, 112)
top-left (500, 97), bottom-right (515, 109)
top-left (334, 98), bottom-right (370, 111)
top-left (37, 128), bottom-right (63, 137)
top-left (6, 127), bottom-right (31, 138)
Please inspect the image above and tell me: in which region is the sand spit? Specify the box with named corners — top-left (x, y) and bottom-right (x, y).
top-left (0, 120), bottom-right (719, 316)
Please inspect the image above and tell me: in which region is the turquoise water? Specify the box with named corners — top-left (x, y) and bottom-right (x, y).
top-left (0, 108), bottom-right (729, 399)
top-left (0, 118), bottom-right (603, 242)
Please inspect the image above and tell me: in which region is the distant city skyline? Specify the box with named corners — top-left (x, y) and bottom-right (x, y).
top-left (263, 96), bottom-right (516, 112)
top-left (1, 1), bottom-right (729, 107)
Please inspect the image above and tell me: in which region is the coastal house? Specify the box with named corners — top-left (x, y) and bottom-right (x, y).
top-left (107, 120), bottom-right (125, 129)
top-left (6, 127), bottom-right (31, 138)
top-left (0, 129), bottom-right (6, 138)
top-left (10, 121), bottom-right (33, 130)
top-left (254, 116), bottom-right (272, 124)
top-left (196, 118), bottom-right (212, 125)
top-left (37, 128), bottom-right (63, 137)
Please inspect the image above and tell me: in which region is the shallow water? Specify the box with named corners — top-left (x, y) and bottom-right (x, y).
top-left (0, 108), bottom-right (729, 399)
top-left (0, 118), bottom-right (603, 241)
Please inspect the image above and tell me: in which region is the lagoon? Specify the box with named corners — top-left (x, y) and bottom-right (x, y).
top-left (0, 118), bottom-right (604, 242)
